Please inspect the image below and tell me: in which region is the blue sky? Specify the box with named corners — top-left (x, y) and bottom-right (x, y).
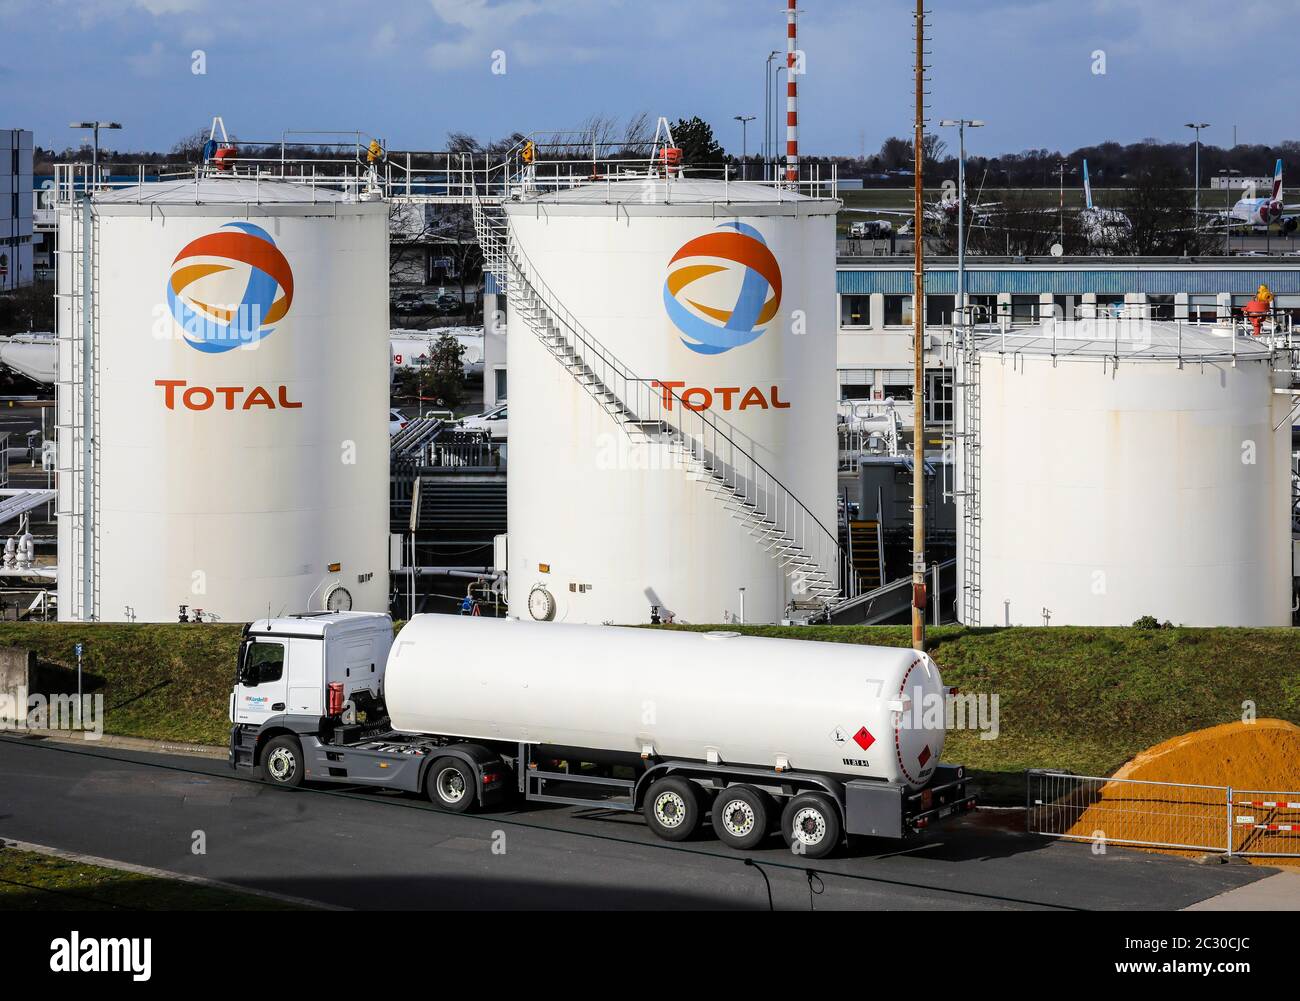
top-left (2, 0), bottom-right (1298, 158)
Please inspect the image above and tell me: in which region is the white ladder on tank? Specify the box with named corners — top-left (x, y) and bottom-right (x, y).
top-left (958, 332), bottom-right (981, 626)
top-left (52, 199), bottom-right (101, 621)
top-left (471, 194), bottom-right (849, 611)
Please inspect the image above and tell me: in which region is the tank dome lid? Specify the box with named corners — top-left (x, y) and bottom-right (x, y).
top-left (92, 176), bottom-right (359, 205)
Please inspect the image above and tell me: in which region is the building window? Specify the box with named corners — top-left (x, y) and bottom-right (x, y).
top-left (494, 367), bottom-right (508, 402)
top-left (882, 370), bottom-right (913, 401)
top-left (1148, 295), bottom-right (1175, 320)
top-left (883, 295), bottom-right (913, 327)
top-left (968, 294), bottom-right (999, 324)
top-left (1095, 294), bottom-right (1125, 318)
top-left (838, 369), bottom-right (874, 400)
top-left (1273, 295), bottom-right (1300, 325)
top-left (1189, 295), bottom-right (1218, 323)
top-left (926, 295), bottom-right (955, 326)
top-left (840, 294), bottom-right (871, 327)
top-left (1010, 295), bottom-right (1039, 324)
top-left (925, 371), bottom-right (954, 426)
top-left (1051, 295), bottom-right (1077, 321)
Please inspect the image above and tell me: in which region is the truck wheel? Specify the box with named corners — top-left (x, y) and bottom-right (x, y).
top-left (262, 736), bottom-right (304, 789)
top-left (711, 785), bottom-right (774, 850)
top-left (643, 777), bottom-right (703, 842)
top-left (428, 757), bottom-right (476, 814)
top-left (781, 792), bottom-right (841, 859)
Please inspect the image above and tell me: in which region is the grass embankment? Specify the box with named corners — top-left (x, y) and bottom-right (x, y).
top-left (0, 845), bottom-right (300, 911)
top-left (0, 623), bottom-right (242, 745)
top-left (3, 622), bottom-right (1297, 804)
top-left (663, 625), bottom-right (1300, 802)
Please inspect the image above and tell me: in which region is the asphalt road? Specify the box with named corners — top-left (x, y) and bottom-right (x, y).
top-left (0, 735), bottom-right (1274, 911)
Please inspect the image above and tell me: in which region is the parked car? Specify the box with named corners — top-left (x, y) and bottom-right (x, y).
top-left (432, 293), bottom-right (463, 316)
top-left (389, 408), bottom-right (410, 435)
top-left (459, 404), bottom-right (507, 439)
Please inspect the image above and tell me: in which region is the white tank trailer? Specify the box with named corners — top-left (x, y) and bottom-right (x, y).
top-left (56, 178), bottom-right (390, 622)
top-left (503, 180), bottom-right (839, 626)
top-left (229, 613), bottom-right (972, 857)
top-left (955, 321), bottom-right (1292, 627)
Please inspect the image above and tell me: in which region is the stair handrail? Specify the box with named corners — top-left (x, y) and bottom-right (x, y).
top-left (472, 186), bottom-right (849, 599)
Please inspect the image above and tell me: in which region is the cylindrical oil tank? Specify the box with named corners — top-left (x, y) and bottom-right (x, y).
top-left (504, 180), bottom-right (839, 625)
top-left (954, 321), bottom-right (1291, 626)
top-left (386, 614), bottom-right (948, 789)
top-left (56, 178), bottom-right (389, 622)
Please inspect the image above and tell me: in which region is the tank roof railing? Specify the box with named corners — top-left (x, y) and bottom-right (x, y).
top-left (962, 315), bottom-right (1283, 366)
top-left (50, 147), bottom-right (840, 207)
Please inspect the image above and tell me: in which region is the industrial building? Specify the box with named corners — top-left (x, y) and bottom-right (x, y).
top-left (1, 129), bottom-right (34, 291)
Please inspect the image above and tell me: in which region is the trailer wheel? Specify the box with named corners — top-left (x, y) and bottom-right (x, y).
top-left (711, 785), bottom-right (774, 850)
top-left (428, 757), bottom-right (476, 813)
top-left (781, 792), bottom-right (841, 859)
top-left (643, 777), bottom-right (703, 842)
top-left (262, 736), bottom-right (304, 789)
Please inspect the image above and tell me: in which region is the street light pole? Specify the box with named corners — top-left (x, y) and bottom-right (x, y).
top-left (1219, 168), bottom-right (1239, 256)
top-left (734, 115), bottom-right (755, 180)
top-left (69, 121), bottom-right (122, 191)
top-left (765, 51), bottom-right (779, 179)
top-left (939, 118), bottom-right (984, 332)
top-left (1185, 122), bottom-right (1210, 227)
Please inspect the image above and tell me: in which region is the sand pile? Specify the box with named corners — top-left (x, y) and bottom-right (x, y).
top-left (1054, 720), bottom-right (1300, 863)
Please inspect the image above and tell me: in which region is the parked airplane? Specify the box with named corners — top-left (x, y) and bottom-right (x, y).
top-left (1203, 159), bottom-right (1300, 232)
top-left (1077, 160), bottom-right (1132, 245)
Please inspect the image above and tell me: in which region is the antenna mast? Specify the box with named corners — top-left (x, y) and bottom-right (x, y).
top-left (785, 0), bottom-right (800, 184)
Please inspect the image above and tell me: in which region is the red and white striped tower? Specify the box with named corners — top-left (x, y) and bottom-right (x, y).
top-left (785, 0), bottom-right (799, 184)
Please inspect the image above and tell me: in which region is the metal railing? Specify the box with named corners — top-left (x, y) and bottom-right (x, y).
top-left (472, 189), bottom-right (850, 607)
top-left (1028, 770), bottom-right (1300, 858)
top-left (52, 142), bottom-right (840, 208)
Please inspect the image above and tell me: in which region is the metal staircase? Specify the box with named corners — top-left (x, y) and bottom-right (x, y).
top-left (472, 193), bottom-right (847, 609)
top-left (848, 519), bottom-right (883, 592)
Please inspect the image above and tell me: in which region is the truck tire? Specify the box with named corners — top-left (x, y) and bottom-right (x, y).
top-left (711, 785), bottom-right (774, 850)
top-left (262, 735), bottom-right (305, 789)
top-left (643, 776), bottom-right (704, 842)
top-left (427, 757), bottom-right (477, 813)
top-left (781, 792), bottom-right (841, 859)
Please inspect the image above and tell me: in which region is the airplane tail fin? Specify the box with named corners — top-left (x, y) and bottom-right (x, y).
top-left (1083, 159), bottom-right (1094, 211)
top-left (1272, 158), bottom-right (1283, 202)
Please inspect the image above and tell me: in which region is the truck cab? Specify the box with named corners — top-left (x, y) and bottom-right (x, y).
top-left (230, 612), bottom-right (392, 737)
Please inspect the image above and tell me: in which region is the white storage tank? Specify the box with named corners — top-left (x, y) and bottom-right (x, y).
top-left (954, 320), bottom-right (1292, 627)
top-left (502, 179), bottom-right (839, 625)
top-left (56, 178), bottom-right (389, 622)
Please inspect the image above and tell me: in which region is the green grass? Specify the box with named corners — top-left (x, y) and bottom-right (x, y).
top-left (0, 845), bottom-right (303, 911)
top-left (4, 621), bottom-right (1297, 804)
top-left (0, 623), bottom-right (243, 746)
top-left (658, 624), bottom-right (1300, 802)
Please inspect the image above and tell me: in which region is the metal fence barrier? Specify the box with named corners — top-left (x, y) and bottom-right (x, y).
top-left (1027, 769), bottom-right (1300, 858)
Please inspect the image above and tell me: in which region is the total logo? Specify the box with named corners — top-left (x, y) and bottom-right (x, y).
top-left (158, 221), bottom-right (301, 412)
top-left (166, 222), bottom-right (294, 353)
top-left (663, 222), bottom-right (782, 356)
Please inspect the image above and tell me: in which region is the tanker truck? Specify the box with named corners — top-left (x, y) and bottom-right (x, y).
top-left (229, 611), bottom-right (973, 858)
